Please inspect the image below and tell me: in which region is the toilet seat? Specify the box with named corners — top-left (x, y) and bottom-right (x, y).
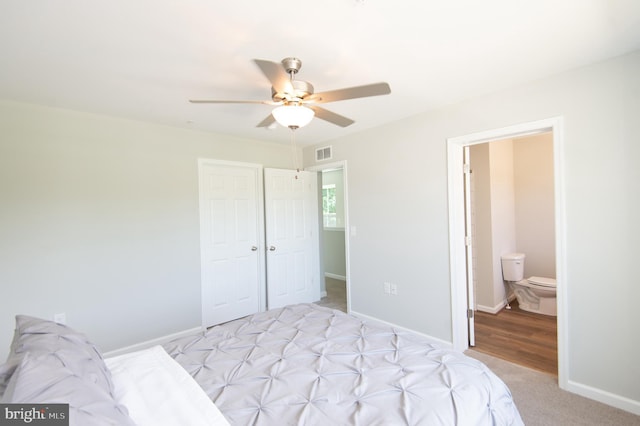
top-left (528, 276), bottom-right (556, 288)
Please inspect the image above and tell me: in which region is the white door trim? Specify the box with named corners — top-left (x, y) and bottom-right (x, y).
top-left (446, 117), bottom-right (568, 390)
top-left (306, 160), bottom-right (351, 313)
top-left (463, 146), bottom-right (475, 347)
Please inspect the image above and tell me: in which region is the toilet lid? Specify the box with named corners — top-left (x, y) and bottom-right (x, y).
top-left (528, 276), bottom-right (556, 288)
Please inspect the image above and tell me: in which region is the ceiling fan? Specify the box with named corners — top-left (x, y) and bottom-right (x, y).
top-left (189, 57), bottom-right (391, 129)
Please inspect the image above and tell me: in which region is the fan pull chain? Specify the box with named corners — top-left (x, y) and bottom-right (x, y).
top-left (289, 127), bottom-right (300, 179)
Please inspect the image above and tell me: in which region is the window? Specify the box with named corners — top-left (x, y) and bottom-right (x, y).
top-left (322, 184), bottom-right (337, 228)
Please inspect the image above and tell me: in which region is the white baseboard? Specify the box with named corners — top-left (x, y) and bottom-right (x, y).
top-left (477, 295), bottom-right (517, 314)
top-left (565, 380), bottom-right (640, 416)
top-left (103, 326), bottom-right (204, 358)
top-left (350, 310), bottom-right (453, 350)
top-left (324, 272), bottom-right (346, 281)
top-left (477, 301), bottom-right (507, 314)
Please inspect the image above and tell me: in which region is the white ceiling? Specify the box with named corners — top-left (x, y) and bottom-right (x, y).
top-left (1, 0), bottom-right (639, 146)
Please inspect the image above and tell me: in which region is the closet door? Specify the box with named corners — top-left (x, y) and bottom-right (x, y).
top-left (264, 168), bottom-right (320, 309)
top-left (198, 160), bottom-right (265, 327)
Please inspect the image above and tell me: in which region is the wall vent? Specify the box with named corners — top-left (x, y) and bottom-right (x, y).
top-left (315, 146), bottom-right (332, 162)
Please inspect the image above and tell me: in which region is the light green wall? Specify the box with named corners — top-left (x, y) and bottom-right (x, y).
top-left (303, 50), bottom-right (640, 408)
top-left (322, 230), bottom-right (346, 278)
top-left (0, 100), bottom-right (295, 358)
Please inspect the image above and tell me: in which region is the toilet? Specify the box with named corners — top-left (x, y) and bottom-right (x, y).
top-left (500, 253), bottom-right (557, 316)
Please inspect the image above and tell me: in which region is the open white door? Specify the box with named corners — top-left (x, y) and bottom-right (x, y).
top-left (264, 168), bottom-right (320, 309)
top-left (464, 146), bottom-right (476, 346)
top-left (199, 160), bottom-right (264, 327)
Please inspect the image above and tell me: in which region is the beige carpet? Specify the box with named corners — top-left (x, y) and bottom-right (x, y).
top-left (466, 349), bottom-right (640, 425)
top-left (316, 277), bottom-right (347, 312)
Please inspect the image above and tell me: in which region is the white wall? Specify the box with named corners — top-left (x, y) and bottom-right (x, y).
top-left (303, 50), bottom-right (640, 410)
top-left (0, 100), bottom-right (295, 359)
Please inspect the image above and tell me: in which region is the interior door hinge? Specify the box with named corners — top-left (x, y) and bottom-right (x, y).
top-left (465, 235), bottom-right (472, 246)
top-left (463, 163), bottom-right (471, 174)
top-left (467, 309), bottom-right (474, 319)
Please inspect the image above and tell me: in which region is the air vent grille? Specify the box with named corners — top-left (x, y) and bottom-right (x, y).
top-left (315, 146), bottom-right (332, 162)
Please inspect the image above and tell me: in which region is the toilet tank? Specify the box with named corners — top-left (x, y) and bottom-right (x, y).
top-left (501, 253), bottom-right (525, 281)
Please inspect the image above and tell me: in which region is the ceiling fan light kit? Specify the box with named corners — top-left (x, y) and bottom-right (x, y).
top-left (189, 57), bottom-right (391, 129)
top-left (272, 104), bottom-right (315, 129)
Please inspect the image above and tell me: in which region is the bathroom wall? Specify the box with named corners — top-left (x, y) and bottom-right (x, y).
top-left (471, 133), bottom-right (554, 312)
top-left (513, 133), bottom-right (556, 278)
top-left (470, 143), bottom-right (498, 309)
top-left (488, 140), bottom-right (518, 308)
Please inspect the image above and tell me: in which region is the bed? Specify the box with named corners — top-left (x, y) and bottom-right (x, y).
top-left (0, 303), bottom-right (523, 425)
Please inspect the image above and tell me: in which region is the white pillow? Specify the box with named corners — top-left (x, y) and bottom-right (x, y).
top-left (105, 345), bottom-right (229, 426)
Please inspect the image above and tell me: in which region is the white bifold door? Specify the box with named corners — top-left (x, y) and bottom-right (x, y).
top-left (199, 162), bottom-right (320, 328)
top-left (199, 160), bottom-right (265, 327)
top-left (264, 168), bottom-right (320, 310)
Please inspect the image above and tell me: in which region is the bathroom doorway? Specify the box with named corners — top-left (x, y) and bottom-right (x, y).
top-left (447, 117), bottom-right (568, 386)
top-left (467, 132), bottom-right (558, 375)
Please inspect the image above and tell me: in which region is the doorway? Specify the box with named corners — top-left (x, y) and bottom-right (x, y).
top-left (447, 117), bottom-right (569, 389)
top-left (307, 161), bottom-right (350, 313)
top-left (467, 132), bottom-right (558, 375)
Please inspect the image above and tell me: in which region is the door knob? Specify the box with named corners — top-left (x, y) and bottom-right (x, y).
top-left (269, 246), bottom-right (276, 251)
top-left (251, 246), bottom-right (258, 251)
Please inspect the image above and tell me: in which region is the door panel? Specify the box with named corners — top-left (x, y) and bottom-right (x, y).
top-left (264, 169), bottom-right (320, 309)
top-left (199, 160), bottom-right (264, 327)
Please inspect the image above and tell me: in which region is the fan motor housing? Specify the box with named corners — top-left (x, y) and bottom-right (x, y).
top-left (271, 80), bottom-right (314, 103)
top-left (281, 57), bottom-right (302, 75)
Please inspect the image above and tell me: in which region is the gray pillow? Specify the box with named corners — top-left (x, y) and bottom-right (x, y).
top-left (3, 351), bottom-right (135, 425)
top-left (0, 316), bottom-right (112, 402)
top-left (0, 315), bottom-right (128, 424)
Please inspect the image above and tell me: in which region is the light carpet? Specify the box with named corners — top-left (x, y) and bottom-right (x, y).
top-left (465, 349), bottom-right (640, 425)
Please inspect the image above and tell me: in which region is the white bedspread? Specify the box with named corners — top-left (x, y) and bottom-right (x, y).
top-left (164, 303), bottom-right (523, 425)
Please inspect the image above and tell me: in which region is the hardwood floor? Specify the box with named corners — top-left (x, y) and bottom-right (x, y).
top-left (472, 299), bottom-right (558, 375)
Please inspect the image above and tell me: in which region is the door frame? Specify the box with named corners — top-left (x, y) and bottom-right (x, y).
top-left (306, 160), bottom-right (351, 313)
top-left (446, 117), bottom-right (568, 390)
top-left (463, 146), bottom-right (475, 347)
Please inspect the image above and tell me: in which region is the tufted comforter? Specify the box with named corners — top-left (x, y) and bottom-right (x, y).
top-left (163, 303), bottom-right (523, 425)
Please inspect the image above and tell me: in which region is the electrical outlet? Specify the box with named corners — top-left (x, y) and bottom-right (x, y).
top-left (383, 282), bottom-right (391, 294)
top-left (390, 283), bottom-right (398, 296)
top-left (53, 313), bottom-right (66, 324)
